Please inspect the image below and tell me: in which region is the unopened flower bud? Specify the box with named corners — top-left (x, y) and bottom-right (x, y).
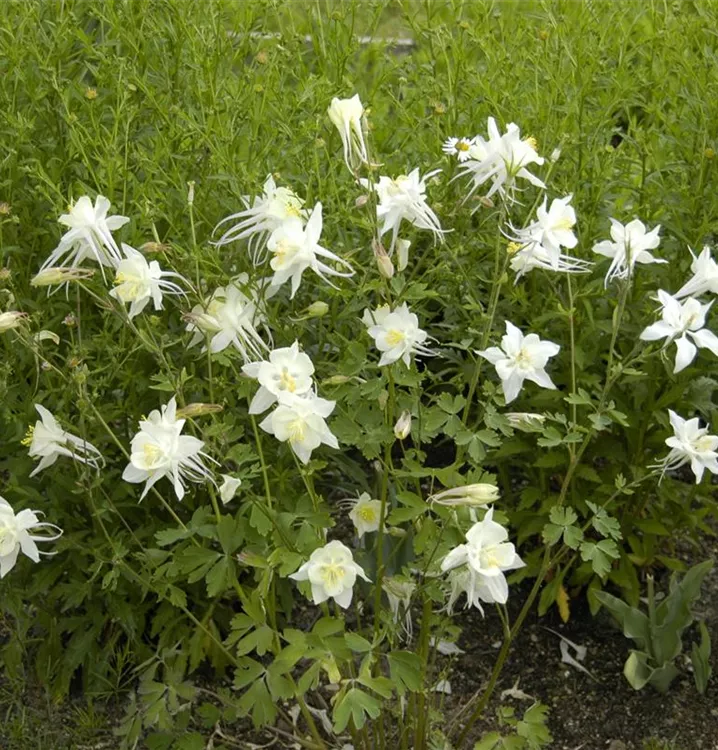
top-left (429, 483), bottom-right (500, 507)
top-left (176, 402), bottom-right (223, 419)
top-left (479, 195), bottom-right (494, 208)
top-left (85, 87), bottom-right (98, 100)
top-left (394, 410), bottom-right (412, 440)
top-left (0, 202), bottom-right (11, 216)
top-left (396, 238), bottom-right (411, 272)
top-left (705, 147), bottom-right (715, 160)
top-left (0, 268), bottom-right (11, 283)
top-left (187, 181), bottom-right (195, 206)
top-left (305, 300), bottom-right (329, 318)
top-left (550, 147), bottom-right (562, 163)
top-left (140, 241), bottom-right (171, 254)
top-left (63, 313), bottom-right (77, 327)
top-left (31, 267), bottom-right (95, 287)
top-left (373, 237), bottom-right (394, 278)
top-left (355, 194), bottom-right (369, 209)
top-left (323, 374), bottom-right (351, 385)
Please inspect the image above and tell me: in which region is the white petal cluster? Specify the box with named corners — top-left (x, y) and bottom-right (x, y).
top-left (347, 492), bottom-right (383, 538)
top-left (640, 290), bottom-right (718, 373)
top-left (674, 246), bottom-right (718, 299)
top-left (592, 218), bottom-right (665, 286)
top-left (362, 302), bottom-right (435, 367)
top-left (442, 137), bottom-right (475, 162)
top-left (289, 539), bottom-right (370, 608)
top-left (328, 94), bottom-right (368, 172)
top-left (25, 405), bottom-right (102, 477)
top-left (657, 410), bottom-right (718, 484)
top-left (441, 507), bottom-right (524, 614)
top-left (122, 396), bottom-right (214, 501)
top-left (477, 321), bottom-right (560, 404)
top-left (0, 496), bottom-right (62, 578)
top-left (110, 244), bottom-right (187, 319)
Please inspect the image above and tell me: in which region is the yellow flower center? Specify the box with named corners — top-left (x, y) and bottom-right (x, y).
top-left (457, 141), bottom-right (470, 152)
top-left (554, 217), bottom-right (575, 230)
top-left (142, 442), bottom-right (164, 467)
top-left (318, 562), bottom-right (346, 589)
top-left (695, 436), bottom-right (714, 452)
top-left (285, 203), bottom-right (301, 218)
top-left (21, 425), bottom-right (35, 447)
top-left (514, 347), bottom-right (532, 369)
top-left (358, 505), bottom-right (377, 522)
top-left (506, 241), bottom-right (522, 256)
top-left (278, 368), bottom-right (296, 392)
top-left (386, 329), bottom-right (405, 346)
top-left (287, 419), bottom-right (306, 443)
top-left (524, 135), bottom-right (538, 150)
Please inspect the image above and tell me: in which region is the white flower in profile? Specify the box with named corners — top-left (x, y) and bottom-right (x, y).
top-left (639, 290), bottom-right (718, 373)
top-left (383, 577), bottom-right (416, 638)
top-left (362, 303), bottom-right (435, 367)
top-left (186, 279), bottom-right (269, 362)
top-left (477, 321), bottom-right (560, 404)
top-left (266, 202), bottom-right (354, 299)
top-left (242, 341), bottom-right (315, 414)
top-left (24, 405), bottom-right (102, 477)
top-left (219, 474), bottom-right (242, 505)
top-left (0, 496), bottom-right (62, 578)
top-left (40, 195), bottom-right (129, 279)
top-left (0, 311), bottom-right (28, 333)
top-left (442, 137), bottom-right (475, 162)
top-left (674, 246), bottom-right (718, 299)
top-left (657, 410), bottom-right (718, 484)
top-left (122, 396), bottom-right (215, 501)
top-left (212, 175), bottom-right (306, 263)
top-left (289, 539), bottom-right (370, 608)
top-left (328, 93), bottom-right (368, 171)
top-left (360, 168), bottom-right (445, 254)
top-left (429, 483), bottom-right (499, 507)
top-left (348, 492), bottom-right (383, 538)
top-left (259, 392), bottom-right (339, 464)
top-left (109, 244), bottom-right (187, 319)
top-left (592, 218), bottom-right (665, 286)
top-left (441, 507), bottom-right (524, 606)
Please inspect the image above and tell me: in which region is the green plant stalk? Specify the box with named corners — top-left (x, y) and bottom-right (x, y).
top-left (414, 595), bottom-right (434, 750)
top-left (566, 272), bottom-right (578, 456)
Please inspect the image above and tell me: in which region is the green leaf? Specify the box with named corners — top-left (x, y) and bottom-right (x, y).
top-left (473, 733), bottom-right (502, 750)
top-left (593, 591), bottom-right (650, 650)
top-left (345, 632), bottom-right (372, 653)
top-left (238, 678), bottom-right (276, 727)
top-left (206, 556), bottom-right (233, 598)
top-left (691, 621), bottom-right (712, 694)
top-left (333, 688), bottom-right (382, 732)
top-left (586, 502), bottom-right (621, 540)
top-left (387, 650), bottom-right (422, 695)
top-left (579, 539), bottom-right (619, 578)
top-left (517, 702), bottom-right (552, 748)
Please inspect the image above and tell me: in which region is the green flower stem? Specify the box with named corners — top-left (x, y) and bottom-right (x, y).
top-left (414, 594), bottom-right (434, 750)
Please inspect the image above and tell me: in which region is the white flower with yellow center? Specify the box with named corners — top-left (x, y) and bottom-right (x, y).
top-left (363, 302), bottom-right (435, 367)
top-left (24, 404), bottom-right (102, 477)
top-left (213, 175), bottom-right (306, 263)
top-left (674, 245), bottom-right (718, 299)
top-left (259, 392), bottom-right (339, 465)
top-left (348, 492), bottom-right (383, 538)
top-left (242, 341), bottom-right (315, 414)
top-left (289, 539), bottom-right (370, 608)
top-left (110, 244), bottom-right (187, 319)
top-left (266, 202), bottom-right (354, 299)
top-left (441, 507), bottom-right (524, 608)
top-left (593, 218), bottom-right (665, 286)
top-left (40, 195), bottom-right (129, 281)
top-left (328, 93), bottom-right (368, 172)
top-left (360, 168), bottom-right (445, 256)
top-left (640, 290), bottom-right (718, 373)
top-left (0, 496), bottom-right (62, 578)
top-left (477, 321), bottom-right (560, 404)
top-left (657, 410), bottom-right (718, 484)
top-left (442, 137), bottom-right (475, 162)
top-left (122, 396), bottom-right (215, 501)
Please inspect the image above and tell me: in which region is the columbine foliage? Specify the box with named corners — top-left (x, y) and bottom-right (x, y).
top-left (1, 1), bottom-right (717, 749)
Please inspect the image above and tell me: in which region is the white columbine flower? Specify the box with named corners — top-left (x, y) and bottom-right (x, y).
top-left (362, 303), bottom-right (435, 367)
top-left (242, 341), bottom-right (315, 414)
top-left (592, 218), bottom-right (665, 286)
top-left (186, 278), bottom-right (269, 361)
top-left (639, 290), bottom-right (718, 373)
top-left (328, 94), bottom-right (368, 172)
top-left (348, 492), bottom-right (383, 538)
top-left (40, 195), bottom-right (129, 279)
top-left (0, 311), bottom-right (28, 333)
top-left (674, 246), bottom-right (718, 299)
top-left (477, 321), bottom-right (560, 404)
top-left (110, 244), bottom-right (187, 319)
top-left (360, 169), bottom-right (445, 255)
top-left (289, 539), bottom-right (370, 608)
top-left (0, 496), bottom-right (62, 578)
top-left (442, 137), bottom-right (475, 162)
top-left (441, 507), bottom-right (524, 608)
top-left (122, 396), bottom-right (214, 501)
top-left (212, 175), bottom-right (306, 263)
top-left (657, 410), bottom-right (718, 484)
top-left (24, 405), bottom-right (102, 477)
top-left (266, 202), bottom-right (354, 299)
top-left (429, 484), bottom-right (499, 507)
top-left (219, 474), bottom-right (242, 505)
top-left (383, 577), bottom-right (416, 638)
top-left (259, 392), bottom-right (339, 464)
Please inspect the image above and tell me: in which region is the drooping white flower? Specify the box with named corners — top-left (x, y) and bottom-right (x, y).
top-left (0, 311), bottom-right (28, 333)
top-left (442, 137), bottom-right (475, 162)
top-left (109, 244), bottom-right (187, 319)
top-left (360, 169), bottom-right (445, 255)
top-left (657, 410), bottom-right (718, 484)
top-left (259, 392), bottom-right (339, 464)
top-left (383, 577), bottom-right (416, 638)
top-left (212, 175), bottom-right (306, 263)
top-left (477, 321), bottom-right (560, 404)
top-left (24, 404), bottom-right (102, 477)
top-left (0, 496), bottom-right (62, 578)
top-left (348, 492), bottom-right (383, 538)
top-left (266, 202), bottom-right (354, 299)
top-left (429, 484), bottom-right (499, 507)
top-left (441, 507), bottom-right (524, 607)
top-left (40, 195), bottom-right (129, 279)
top-left (639, 290), bottom-right (718, 373)
top-left (185, 278), bottom-right (269, 361)
top-left (592, 218), bottom-right (665, 286)
top-left (454, 117), bottom-right (545, 205)
top-left (242, 341), bottom-right (315, 414)
top-left (362, 303), bottom-right (435, 367)
top-left (289, 539), bottom-right (370, 608)
top-left (328, 94), bottom-right (368, 171)
top-left (674, 246), bottom-right (718, 299)
top-left (122, 396), bottom-right (214, 501)
top-left (219, 474), bottom-right (242, 505)
top-left (31, 267), bottom-right (95, 287)
top-left (394, 410), bottom-right (412, 440)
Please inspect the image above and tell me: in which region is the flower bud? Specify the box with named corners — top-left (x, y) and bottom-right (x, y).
top-left (187, 181), bottom-right (195, 206)
top-left (429, 483), bottom-right (499, 507)
top-left (219, 474), bottom-right (242, 505)
top-left (0, 311), bottom-right (27, 332)
top-left (394, 410), bottom-right (412, 440)
top-left (396, 239), bottom-right (411, 272)
top-left (31, 267), bottom-right (95, 287)
top-left (355, 195), bottom-right (369, 209)
top-left (305, 300), bottom-right (329, 318)
top-left (479, 195), bottom-right (494, 208)
top-left (550, 147), bottom-right (562, 163)
top-left (140, 241), bottom-right (171, 254)
top-left (176, 402), bottom-right (224, 419)
top-left (505, 412), bottom-right (546, 431)
top-left (0, 202), bottom-right (11, 216)
top-left (372, 237), bottom-right (394, 279)
top-left (322, 374), bottom-right (351, 385)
